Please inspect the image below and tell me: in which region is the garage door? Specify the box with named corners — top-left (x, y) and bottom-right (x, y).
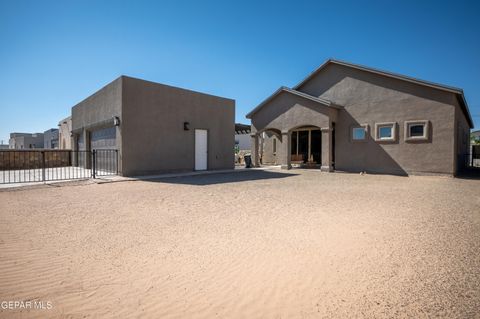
top-left (90, 127), bottom-right (117, 173)
top-left (90, 127), bottom-right (116, 150)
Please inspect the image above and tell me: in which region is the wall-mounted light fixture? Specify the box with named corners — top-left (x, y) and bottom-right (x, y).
top-left (113, 116), bottom-right (121, 126)
top-left (184, 122), bottom-right (190, 131)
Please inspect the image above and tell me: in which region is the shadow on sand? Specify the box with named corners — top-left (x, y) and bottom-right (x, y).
top-left (142, 170), bottom-right (298, 186)
top-left (456, 168), bottom-right (480, 180)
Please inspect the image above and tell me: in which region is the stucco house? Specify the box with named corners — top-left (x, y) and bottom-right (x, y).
top-left (247, 59), bottom-right (473, 176)
top-left (71, 76), bottom-right (235, 176)
top-left (43, 128), bottom-right (59, 149)
top-left (471, 130), bottom-right (480, 144)
top-left (8, 132), bottom-right (44, 149)
top-left (235, 123), bottom-right (251, 151)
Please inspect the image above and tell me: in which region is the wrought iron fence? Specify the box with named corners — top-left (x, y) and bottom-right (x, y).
top-left (459, 153), bottom-right (480, 170)
top-left (92, 149), bottom-right (118, 178)
top-left (0, 149), bottom-right (118, 184)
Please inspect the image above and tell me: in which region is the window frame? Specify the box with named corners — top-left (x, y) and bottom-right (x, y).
top-left (404, 120), bottom-right (429, 142)
top-left (374, 122), bottom-right (397, 142)
top-left (350, 124), bottom-right (369, 142)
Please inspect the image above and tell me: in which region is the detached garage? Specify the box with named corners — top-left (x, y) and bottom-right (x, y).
top-left (71, 76), bottom-right (235, 176)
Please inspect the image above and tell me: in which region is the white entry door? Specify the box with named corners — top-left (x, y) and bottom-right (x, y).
top-left (195, 129), bottom-right (208, 170)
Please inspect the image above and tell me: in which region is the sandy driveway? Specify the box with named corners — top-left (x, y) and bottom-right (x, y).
top-left (0, 169), bottom-right (479, 318)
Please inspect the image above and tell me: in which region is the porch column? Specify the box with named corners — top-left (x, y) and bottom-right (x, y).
top-left (250, 133), bottom-right (260, 167)
top-left (280, 131), bottom-right (291, 170)
top-left (321, 127), bottom-right (333, 172)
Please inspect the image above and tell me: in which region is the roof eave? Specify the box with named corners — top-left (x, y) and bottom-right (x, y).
top-left (293, 58), bottom-right (473, 128)
top-left (246, 87), bottom-right (337, 119)
top-left (294, 59), bottom-right (464, 94)
top-left (459, 94), bottom-right (474, 128)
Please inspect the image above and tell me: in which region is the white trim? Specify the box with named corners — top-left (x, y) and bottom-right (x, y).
top-left (374, 122), bottom-right (397, 142)
top-left (404, 120), bottom-right (429, 142)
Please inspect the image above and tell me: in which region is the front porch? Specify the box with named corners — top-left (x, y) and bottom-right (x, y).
top-left (246, 87), bottom-right (340, 172)
top-left (251, 126), bottom-right (334, 171)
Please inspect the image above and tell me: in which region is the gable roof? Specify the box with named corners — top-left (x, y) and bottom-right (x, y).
top-left (293, 59), bottom-right (473, 128)
top-left (246, 86), bottom-right (340, 119)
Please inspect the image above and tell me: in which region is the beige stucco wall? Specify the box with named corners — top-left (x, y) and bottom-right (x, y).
top-left (251, 91), bottom-right (337, 133)
top-left (261, 133), bottom-right (279, 165)
top-left (71, 76), bottom-right (235, 176)
top-left (252, 63), bottom-right (470, 176)
top-left (72, 78), bottom-right (123, 134)
top-left (121, 77), bottom-right (235, 176)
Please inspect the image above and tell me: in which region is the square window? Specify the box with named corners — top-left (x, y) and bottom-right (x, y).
top-left (379, 126), bottom-right (392, 139)
top-left (352, 127), bottom-right (366, 140)
top-left (409, 125), bottom-right (424, 137)
top-left (374, 122), bottom-right (396, 142)
top-left (404, 120), bottom-right (429, 142)
top-left (350, 124), bottom-right (368, 142)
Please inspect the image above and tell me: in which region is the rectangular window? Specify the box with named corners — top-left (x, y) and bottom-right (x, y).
top-left (409, 125), bottom-right (424, 137)
top-left (374, 122), bottom-right (396, 142)
top-left (273, 138), bottom-right (276, 154)
top-left (352, 127), bottom-right (366, 140)
top-left (404, 120), bottom-right (429, 142)
top-left (379, 126), bottom-right (392, 139)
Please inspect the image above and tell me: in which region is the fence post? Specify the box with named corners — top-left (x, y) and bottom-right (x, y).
top-left (41, 151), bottom-right (45, 182)
top-left (92, 150), bottom-right (96, 179)
top-left (115, 150), bottom-right (118, 175)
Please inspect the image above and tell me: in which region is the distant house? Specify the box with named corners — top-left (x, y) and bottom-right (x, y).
top-left (235, 123), bottom-right (251, 151)
top-left (58, 116), bottom-right (72, 149)
top-left (247, 59), bottom-right (473, 176)
top-left (9, 133), bottom-right (44, 149)
top-left (44, 128), bottom-right (59, 149)
top-left (0, 144), bottom-right (8, 150)
top-left (471, 130), bottom-right (480, 144)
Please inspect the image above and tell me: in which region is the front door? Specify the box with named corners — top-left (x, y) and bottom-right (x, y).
top-left (195, 129), bottom-right (208, 170)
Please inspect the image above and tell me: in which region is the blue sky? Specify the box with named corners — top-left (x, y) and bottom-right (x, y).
top-left (0, 0), bottom-right (479, 143)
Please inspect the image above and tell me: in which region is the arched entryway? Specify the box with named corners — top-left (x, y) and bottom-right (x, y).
top-left (289, 125), bottom-right (322, 168)
top-left (253, 128), bottom-right (282, 166)
top-left (247, 86), bottom-right (339, 172)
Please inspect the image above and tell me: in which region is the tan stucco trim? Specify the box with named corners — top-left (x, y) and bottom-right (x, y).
top-left (404, 120), bottom-right (429, 142)
top-left (374, 122), bottom-right (397, 143)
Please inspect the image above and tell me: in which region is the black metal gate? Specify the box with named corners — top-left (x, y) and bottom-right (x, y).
top-left (465, 153), bottom-right (480, 168)
top-left (0, 149), bottom-right (118, 184)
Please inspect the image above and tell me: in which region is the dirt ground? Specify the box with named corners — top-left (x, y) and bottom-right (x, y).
top-left (0, 169), bottom-right (479, 318)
